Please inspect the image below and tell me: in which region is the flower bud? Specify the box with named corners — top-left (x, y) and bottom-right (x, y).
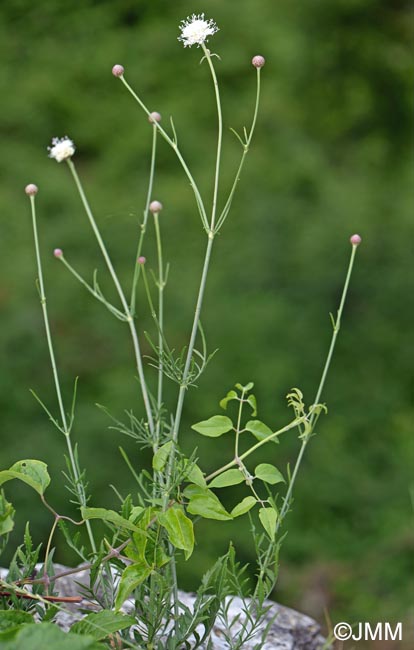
top-left (138, 256), bottom-right (146, 265)
top-left (252, 55), bottom-right (265, 69)
top-left (112, 64), bottom-right (124, 78)
top-left (53, 248), bottom-right (63, 258)
top-left (350, 234), bottom-right (362, 246)
top-left (25, 184), bottom-right (38, 196)
top-left (149, 112), bottom-right (162, 124)
top-left (149, 200), bottom-right (163, 214)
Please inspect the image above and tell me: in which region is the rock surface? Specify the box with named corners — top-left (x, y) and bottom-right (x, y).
top-left (1, 565), bottom-right (329, 649)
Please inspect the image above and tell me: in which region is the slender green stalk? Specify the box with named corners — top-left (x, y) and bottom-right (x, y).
top-left (130, 123), bottom-right (158, 314)
top-left (67, 159), bottom-right (155, 436)
top-left (28, 195), bottom-right (96, 554)
top-left (119, 75), bottom-right (208, 230)
top-left (234, 390), bottom-right (246, 459)
top-left (153, 212), bottom-right (165, 452)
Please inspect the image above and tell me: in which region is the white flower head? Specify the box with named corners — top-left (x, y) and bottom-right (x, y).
top-left (178, 13), bottom-right (218, 48)
top-left (48, 136), bottom-right (76, 162)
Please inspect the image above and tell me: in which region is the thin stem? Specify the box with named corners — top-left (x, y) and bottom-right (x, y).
top-left (67, 159), bottom-right (155, 436)
top-left (234, 391), bottom-right (246, 459)
top-left (153, 212), bottom-right (165, 452)
top-left (130, 124), bottom-right (158, 314)
top-left (119, 75), bottom-right (208, 230)
top-left (28, 195), bottom-right (96, 554)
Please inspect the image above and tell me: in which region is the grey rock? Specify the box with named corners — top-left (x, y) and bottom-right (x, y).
top-left (0, 565), bottom-right (329, 649)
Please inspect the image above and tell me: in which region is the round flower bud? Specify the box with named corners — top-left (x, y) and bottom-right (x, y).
top-left (149, 111), bottom-right (162, 124)
top-left (53, 248), bottom-right (63, 258)
top-left (149, 200), bottom-right (163, 214)
top-left (25, 183), bottom-right (38, 196)
top-left (112, 64), bottom-right (124, 78)
top-left (138, 256), bottom-right (146, 265)
top-left (252, 55), bottom-right (265, 69)
top-left (350, 234), bottom-right (362, 246)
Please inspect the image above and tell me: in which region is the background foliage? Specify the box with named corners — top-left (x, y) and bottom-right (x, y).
top-left (1, 0), bottom-right (412, 645)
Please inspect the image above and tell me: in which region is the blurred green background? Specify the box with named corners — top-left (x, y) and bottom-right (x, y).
top-left (1, 0), bottom-right (413, 646)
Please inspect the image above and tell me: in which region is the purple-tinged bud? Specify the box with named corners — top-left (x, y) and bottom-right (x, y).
top-left (138, 256), bottom-right (146, 265)
top-left (350, 234), bottom-right (362, 246)
top-left (25, 183), bottom-right (38, 196)
top-left (112, 64), bottom-right (124, 78)
top-left (149, 111), bottom-right (162, 124)
top-left (252, 55), bottom-right (265, 69)
top-left (54, 248), bottom-right (63, 258)
top-left (149, 200), bottom-right (163, 214)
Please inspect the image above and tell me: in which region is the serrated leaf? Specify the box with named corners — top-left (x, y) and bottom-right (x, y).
top-left (254, 464), bottom-right (285, 485)
top-left (115, 563), bottom-right (152, 610)
top-left (245, 420), bottom-right (278, 444)
top-left (158, 506), bottom-right (194, 558)
top-left (191, 415), bottom-right (233, 437)
top-left (81, 507), bottom-right (141, 533)
top-left (209, 469), bottom-right (244, 489)
top-left (0, 623), bottom-right (102, 649)
top-left (71, 611), bottom-right (135, 640)
top-left (219, 390), bottom-right (238, 410)
top-left (230, 496), bottom-right (256, 517)
top-left (152, 441), bottom-right (173, 471)
top-left (0, 460), bottom-right (50, 495)
top-left (186, 488), bottom-right (232, 521)
top-left (259, 507), bottom-right (278, 540)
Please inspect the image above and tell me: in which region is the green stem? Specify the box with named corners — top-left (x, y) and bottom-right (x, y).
top-left (234, 391), bottom-right (246, 459)
top-left (28, 195), bottom-right (96, 554)
top-left (130, 124), bottom-right (158, 314)
top-left (119, 75), bottom-right (208, 230)
top-left (153, 212), bottom-right (165, 452)
top-left (67, 159), bottom-right (155, 436)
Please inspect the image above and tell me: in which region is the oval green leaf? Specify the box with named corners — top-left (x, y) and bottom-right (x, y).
top-left (219, 390), bottom-right (238, 410)
top-left (81, 507), bottom-right (142, 533)
top-left (191, 415), bottom-right (233, 437)
top-left (231, 496), bottom-right (256, 518)
top-left (115, 563), bottom-right (152, 611)
top-left (70, 611), bottom-right (136, 640)
top-left (0, 460), bottom-right (50, 496)
top-left (158, 506), bottom-right (194, 558)
top-left (0, 623), bottom-right (102, 649)
top-left (245, 420), bottom-right (278, 444)
top-left (209, 469), bottom-right (244, 489)
top-left (254, 464), bottom-right (285, 485)
top-left (152, 441), bottom-right (173, 471)
top-left (186, 489), bottom-right (232, 521)
top-left (259, 507), bottom-right (278, 540)
top-left (184, 462), bottom-right (206, 488)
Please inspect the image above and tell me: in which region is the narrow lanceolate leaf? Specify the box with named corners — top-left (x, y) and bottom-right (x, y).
top-left (70, 611), bottom-right (136, 640)
top-left (208, 469), bottom-right (245, 489)
top-left (158, 506), bottom-right (194, 558)
top-left (81, 507), bottom-right (142, 533)
top-left (254, 464), bottom-right (285, 485)
top-left (245, 420), bottom-right (278, 444)
top-left (152, 441), bottom-right (173, 471)
top-left (259, 507), bottom-right (278, 541)
top-left (231, 496), bottom-right (256, 518)
top-left (219, 390), bottom-right (238, 410)
top-left (191, 415), bottom-right (233, 437)
top-left (115, 564), bottom-right (152, 611)
top-left (0, 460), bottom-right (50, 495)
top-left (185, 487), bottom-right (232, 521)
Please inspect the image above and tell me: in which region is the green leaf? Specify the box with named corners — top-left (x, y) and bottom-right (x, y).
top-left (185, 487), bottom-right (232, 521)
top-left (71, 611), bottom-right (135, 640)
top-left (81, 507), bottom-right (141, 533)
top-left (246, 394), bottom-right (257, 416)
top-left (209, 469), bottom-right (245, 489)
top-left (259, 507), bottom-right (278, 540)
top-left (219, 390), bottom-right (238, 410)
top-left (184, 462), bottom-right (206, 488)
top-left (0, 623), bottom-right (102, 649)
top-left (0, 492), bottom-right (15, 536)
top-left (231, 496), bottom-right (256, 517)
top-left (245, 420), bottom-right (278, 444)
top-left (115, 563), bottom-right (152, 610)
top-left (235, 382), bottom-right (254, 392)
top-left (0, 611), bottom-right (34, 641)
top-left (158, 506), bottom-right (194, 558)
top-left (191, 415), bottom-right (233, 437)
top-left (254, 464), bottom-right (285, 485)
top-left (0, 460), bottom-right (50, 495)
top-left (152, 441), bottom-right (173, 471)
